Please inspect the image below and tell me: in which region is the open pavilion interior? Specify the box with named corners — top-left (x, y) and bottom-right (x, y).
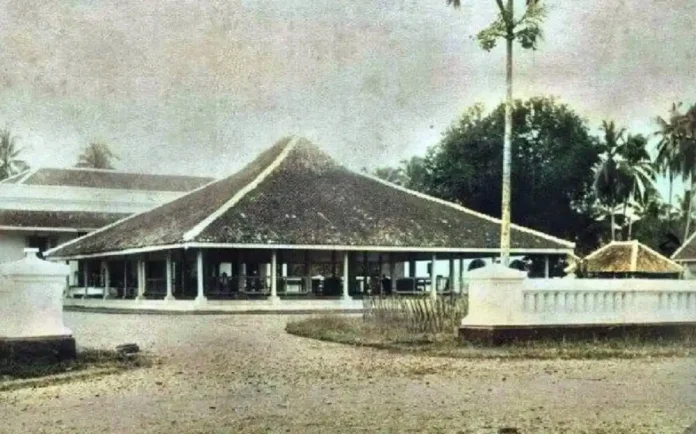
top-left (47, 136), bottom-right (575, 302)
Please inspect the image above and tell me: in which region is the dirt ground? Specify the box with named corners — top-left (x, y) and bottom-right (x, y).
top-left (1, 312), bottom-right (695, 434)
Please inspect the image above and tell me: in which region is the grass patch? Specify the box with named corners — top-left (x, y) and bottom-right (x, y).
top-left (0, 348), bottom-right (152, 390)
top-left (287, 315), bottom-right (696, 360)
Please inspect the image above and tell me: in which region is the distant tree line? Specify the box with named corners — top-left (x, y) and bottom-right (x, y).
top-left (372, 96), bottom-right (695, 257)
top-left (0, 132), bottom-right (119, 181)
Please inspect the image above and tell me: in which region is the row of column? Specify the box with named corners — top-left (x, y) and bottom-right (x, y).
top-left (87, 250), bottom-right (553, 301)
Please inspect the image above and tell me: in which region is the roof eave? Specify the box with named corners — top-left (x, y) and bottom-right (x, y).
top-left (48, 242), bottom-right (574, 261)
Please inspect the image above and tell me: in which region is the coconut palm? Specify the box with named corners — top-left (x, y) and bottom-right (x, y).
top-left (617, 134), bottom-right (656, 239)
top-left (593, 121), bottom-right (633, 240)
top-left (446, 0), bottom-right (547, 266)
top-left (665, 103), bottom-right (696, 241)
top-left (654, 104), bottom-right (685, 230)
top-left (0, 128), bottom-right (29, 180)
top-left (75, 142), bottom-right (119, 169)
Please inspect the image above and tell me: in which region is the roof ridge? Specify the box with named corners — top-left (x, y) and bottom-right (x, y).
top-left (671, 230), bottom-right (696, 261)
top-left (356, 172), bottom-right (575, 249)
top-left (629, 240), bottom-right (639, 272)
top-left (45, 175), bottom-right (225, 258)
top-left (182, 136), bottom-right (300, 242)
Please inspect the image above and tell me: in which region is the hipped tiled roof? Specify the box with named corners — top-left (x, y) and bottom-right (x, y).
top-left (0, 210), bottom-right (130, 231)
top-left (0, 168), bottom-right (213, 192)
top-left (567, 240), bottom-right (683, 274)
top-left (47, 137), bottom-right (575, 258)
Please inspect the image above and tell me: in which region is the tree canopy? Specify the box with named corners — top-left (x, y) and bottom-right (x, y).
top-left (0, 128), bottom-right (29, 180)
top-left (424, 97), bottom-right (602, 250)
top-left (75, 142), bottom-right (119, 170)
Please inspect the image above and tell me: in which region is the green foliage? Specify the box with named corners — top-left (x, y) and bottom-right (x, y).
top-left (0, 128), bottom-right (29, 180)
top-left (76, 142), bottom-right (119, 170)
top-left (473, 2), bottom-right (548, 52)
top-left (424, 97), bottom-right (602, 251)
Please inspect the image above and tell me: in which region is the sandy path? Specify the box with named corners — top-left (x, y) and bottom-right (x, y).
top-left (1, 313), bottom-right (695, 433)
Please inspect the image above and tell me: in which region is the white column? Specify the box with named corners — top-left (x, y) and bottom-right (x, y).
top-left (304, 250), bottom-right (312, 294)
top-left (83, 262), bottom-right (89, 299)
top-left (430, 253), bottom-right (437, 299)
top-left (448, 256), bottom-right (455, 294)
top-left (342, 252), bottom-right (352, 301)
top-left (195, 249), bottom-right (207, 303)
top-left (389, 255), bottom-right (396, 295)
top-left (123, 260), bottom-right (128, 299)
top-left (135, 259), bottom-right (146, 301)
top-left (102, 261), bottom-right (110, 299)
top-left (165, 252), bottom-right (175, 301)
top-left (544, 255), bottom-right (550, 278)
top-left (269, 250), bottom-right (280, 303)
top-left (459, 258), bottom-right (465, 293)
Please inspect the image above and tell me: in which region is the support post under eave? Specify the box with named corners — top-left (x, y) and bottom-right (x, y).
top-left (102, 260), bottom-right (110, 299)
top-left (342, 252), bottom-right (352, 302)
top-left (165, 252), bottom-right (175, 301)
top-left (135, 258), bottom-right (146, 301)
top-left (448, 256), bottom-right (455, 295)
top-left (544, 255), bottom-right (550, 278)
top-left (195, 249), bottom-right (207, 304)
top-left (83, 261), bottom-right (89, 299)
top-left (430, 253), bottom-right (437, 299)
top-left (389, 255), bottom-right (396, 295)
top-left (269, 249), bottom-right (280, 304)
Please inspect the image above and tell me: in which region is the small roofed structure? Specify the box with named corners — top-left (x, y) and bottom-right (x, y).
top-left (565, 240), bottom-right (683, 279)
top-left (46, 136), bottom-right (575, 308)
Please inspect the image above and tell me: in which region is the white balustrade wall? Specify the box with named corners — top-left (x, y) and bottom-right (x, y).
top-left (461, 264), bottom-right (696, 328)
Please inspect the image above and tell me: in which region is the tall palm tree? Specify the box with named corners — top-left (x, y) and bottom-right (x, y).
top-left (617, 134), bottom-right (656, 239)
top-left (446, 0), bottom-right (547, 266)
top-left (0, 129), bottom-right (29, 180)
top-left (75, 142), bottom-right (118, 170)
top-left (667, 103), bottom-right (696, 242)
top-left (593, 121), bottom-right (632, 241)
top-left (654, 104), bottom-right (684, 231)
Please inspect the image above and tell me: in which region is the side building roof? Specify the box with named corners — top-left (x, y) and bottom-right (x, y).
top-left (47, 136), bottom-right (575, 259)
top-left (0, 167), bottom-right (214, 192)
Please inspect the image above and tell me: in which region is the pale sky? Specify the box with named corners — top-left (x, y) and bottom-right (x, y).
top-left (1, 0), bottom-right (695, 199)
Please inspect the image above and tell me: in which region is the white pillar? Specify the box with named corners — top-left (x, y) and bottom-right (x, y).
top-left (83, 262), bottom-right (89, 299)
top-left (123, 260), bottom-right (128, 299)
top-left (195, 249), bottom-right (206, 303)
top-left (135, 259), bottom-right (146, 301)
top-left (304, 251), bottom-right (312, 294)
top-left (165, 252), bottom-right (175, 301)
top-left (269, 250), bottom-right (280, 303)
top-left (430, 253), bottom-right (437, 299)
top-left (544, 255), bottom-right (550, 278)
top-left (389, 256), bottom-right (396, 295)
top-left (342, 252), bottom-right (352, 301)
top-left (448, 256), bottom-right (455, 294)
top-left (102, 261), bottom-right (110, 299)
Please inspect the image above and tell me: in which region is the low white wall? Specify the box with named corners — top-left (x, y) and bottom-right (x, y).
top-left (461, 264), bottom-right (696, 328)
